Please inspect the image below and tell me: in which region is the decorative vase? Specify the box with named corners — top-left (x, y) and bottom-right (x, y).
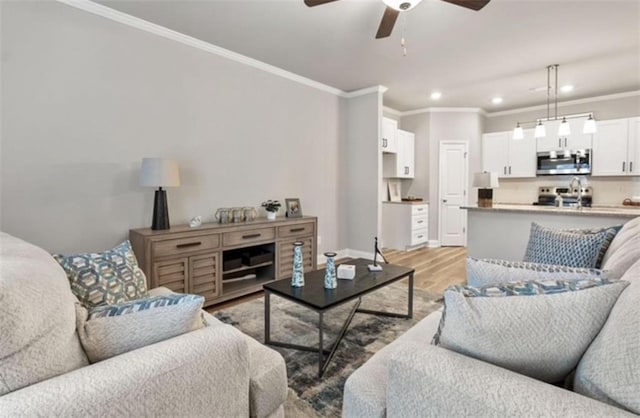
top-left (324, 252), bottom-right (337, 289)
top-left (291, 241), bottom-right (305, 287)
top-left (267, 211), bottom-right (277, 221)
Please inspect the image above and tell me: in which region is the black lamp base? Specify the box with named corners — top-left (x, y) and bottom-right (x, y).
top-left (478, 188), bottom-right (494, 208)
top-left (152, 188), bottom-right (170, 230)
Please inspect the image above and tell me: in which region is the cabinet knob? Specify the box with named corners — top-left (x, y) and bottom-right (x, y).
top-left (442, 199), bottom-right (448, 203)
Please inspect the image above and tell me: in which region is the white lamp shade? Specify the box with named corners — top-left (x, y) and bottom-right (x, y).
top-left (382, 0), bottom-right (422, 11)
top-left (140, 158), bottom-right (181, 188)
top-left (558, 118), bottom-right (571, 136)
top-left (512, 125), bottom-right (524, 140)
top-left (534, 122), bottom-right (546, 138)
top-left (472, 172), bottom-right (499, 189)
top-left (583, 116), bottom-right (597, 134)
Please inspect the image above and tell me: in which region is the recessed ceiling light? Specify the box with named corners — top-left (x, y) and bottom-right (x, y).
top-left (430, 91), bottom-right (442, 100)
top-left (491, 97), bottom-right (503, 105)
top-left (561, 84), bottom-right (574, 93)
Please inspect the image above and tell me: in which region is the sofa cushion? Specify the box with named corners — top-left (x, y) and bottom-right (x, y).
top-left (0, 232), bottom-right (88, 395)
top-left (76, 293), bottom-right (205, 363)
top-left (601, 216), bottom-right (640, 267)
top-left (574, 259), bottom-right (640, 414)
top-left (601, 230), bottom-right (640, 280)
top-left (467, 258), bottom-right (606, 288)
top-left (53, 240), bottom-right (148, 307)
top-left (523, 222), bottom-right (617, 268)
top-left (433, 278), bottom-right (628, 383)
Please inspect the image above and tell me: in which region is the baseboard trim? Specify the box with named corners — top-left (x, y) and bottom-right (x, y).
top-left (317, 248), bottom-right (375, 265)
top-left (428, 240), bottom-right (441, 248)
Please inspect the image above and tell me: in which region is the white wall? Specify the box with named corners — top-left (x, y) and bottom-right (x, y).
top-left (0, 1), bottom-right (345, 254)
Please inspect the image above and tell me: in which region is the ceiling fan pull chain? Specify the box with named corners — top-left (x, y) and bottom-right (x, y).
top-left (401, 14), bottom-right (408, 56)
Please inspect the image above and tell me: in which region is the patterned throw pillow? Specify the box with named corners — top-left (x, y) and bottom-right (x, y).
top-left (523, 223), bottom-right (615, 268)
top-left (467, 258), bottom-right (606, 288)
top-left (565, 225), bottom-right (622, 269)
top-left (432, 278), bottom-right (628, 383)
top-left (53, 241), bottom-right (148, 308)
top-left (76, 293), bottom-right (205, 363)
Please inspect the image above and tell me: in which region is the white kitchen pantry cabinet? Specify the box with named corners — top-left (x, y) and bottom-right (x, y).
top-left (592, 117), bottom-right (640, 176)
top-left (482, 130), bottom-right (536, 178)
top-left (381, 117), bottom-right (398, 153)
top-left (383, 129), bottom-right (415, 178)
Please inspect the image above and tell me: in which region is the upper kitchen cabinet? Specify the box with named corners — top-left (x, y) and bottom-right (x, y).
top-left (381, 117), bottom-right (398, 153)
top-left (482, 129), bottom-right (536, 178)
top-left (535, 117), bottom-right (592, 152)
top-left (592, 117), bottom-right (639, 176)
top-left (383, 129), bottom-right (415, 178)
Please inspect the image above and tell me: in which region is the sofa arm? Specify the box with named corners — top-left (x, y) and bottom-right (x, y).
top-left (387, 343), bottom-right (634, 418)
top-left (0, 325), bottom-right (250, 417)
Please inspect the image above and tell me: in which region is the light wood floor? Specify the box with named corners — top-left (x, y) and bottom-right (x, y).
top-left (209, 246), bottom-right (467, 312)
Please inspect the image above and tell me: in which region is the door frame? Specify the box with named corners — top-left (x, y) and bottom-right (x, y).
top-left (438, 140), bottom-right (469, 246)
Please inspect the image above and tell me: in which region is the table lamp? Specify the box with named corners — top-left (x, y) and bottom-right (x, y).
top-left (473, 172), bottom-right (499, 208)
top-left (140, 158), bottom-right (180, 230)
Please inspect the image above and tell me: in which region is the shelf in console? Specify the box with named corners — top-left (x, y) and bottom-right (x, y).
top-left (223, 261), bottom-right (273, 275)
top-left (223, 276), bottom-right (275, 294)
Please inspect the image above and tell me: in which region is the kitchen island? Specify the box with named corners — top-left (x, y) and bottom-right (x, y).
top-left (463, 204), bottom-right (640, 261)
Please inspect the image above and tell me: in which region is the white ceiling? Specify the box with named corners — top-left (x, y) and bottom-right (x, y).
top-left (96, 0), bottom-right (640, 112)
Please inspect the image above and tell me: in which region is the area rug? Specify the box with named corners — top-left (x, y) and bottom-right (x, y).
top-left (213, 283), bottom-right (442, 417)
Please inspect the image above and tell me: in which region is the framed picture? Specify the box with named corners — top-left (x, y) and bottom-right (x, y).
top-left (388, 180), bottom-right (401, 202)
top-left (285, 198), bottom-right (302, 218)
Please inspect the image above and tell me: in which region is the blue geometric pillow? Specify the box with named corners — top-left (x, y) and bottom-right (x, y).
top-left (53, 241), bottom-right (148, 308)
top-left (523, 223), bottom-right (614, 268)
top-left (88, 293), bottom-right (203, 319)
top-left (467, 257), bottom-right (606, 288)
top-left (565, 225), bottom-right (622, 269)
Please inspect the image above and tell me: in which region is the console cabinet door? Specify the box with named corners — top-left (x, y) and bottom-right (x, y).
top-left (153, 258), bottom-right (189, 293)
top-left (277, 236), bottom-right (314, 279)
top-left (189, 252), bottom-right (220, 303)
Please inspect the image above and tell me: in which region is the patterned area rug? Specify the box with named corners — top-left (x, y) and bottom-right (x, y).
top-left (214, 283), bottom-right (442, 417)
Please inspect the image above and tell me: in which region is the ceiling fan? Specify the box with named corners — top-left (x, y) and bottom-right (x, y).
top-left (304, 0), bottom-right (490, 39)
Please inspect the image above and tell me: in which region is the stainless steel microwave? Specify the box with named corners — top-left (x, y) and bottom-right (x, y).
top-left (536, 149), bottom-right (591, 175)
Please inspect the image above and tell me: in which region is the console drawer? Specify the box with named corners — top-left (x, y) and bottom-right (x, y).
top-left (411, 228), bottom-right (428, 245)
top-left (411, 205), bottom-right (428, 216)
top-left (278, 222), bottom-right (315, 239)
top-left (223, 227), bottom-right (276, 247)
top-left (152, 234), bottom-right (220, 258)
top-left (411, 215), bottom-right (428, 231)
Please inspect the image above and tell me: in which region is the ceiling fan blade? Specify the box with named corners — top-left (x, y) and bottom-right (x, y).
top-left (440, 0), bottom-right (490, 11)
top-left (304, 0), bottom-right (340, 7)
top-left (375, 7), bottom-right (400, 39)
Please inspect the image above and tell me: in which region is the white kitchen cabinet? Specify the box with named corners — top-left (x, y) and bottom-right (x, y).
top-left (381, 203), bottom-right (428, 251)
top-left (592, 117), bottom-right (639, 176)
top-left (482, 130), bottom-right (536, 178)
top-left (381, 117), bottom-right (398, 153)
top-left (383, 129), bottom-right (415, 178)
top-left (536, 117), bottom-right (592, 152)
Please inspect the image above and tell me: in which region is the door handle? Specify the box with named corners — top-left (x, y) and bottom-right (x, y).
top-left (630, 161), bottom-right (633, 172)
top-left (508, 166), bottom-right (512, 175)
top-left (623, 161), bottom-right (626, 172)
top-left (564, 138), bottom-right (568, 148)
top-left (558, 138), bottom-right (561, 148)
top-left (382, 138), bottom-right (387, 148)
top-left (404, 166), bottom-right (409, 175)
top-left (442, 199), bottom-right (448, 203)
top-left (503, 166), bottom-right (506, 175)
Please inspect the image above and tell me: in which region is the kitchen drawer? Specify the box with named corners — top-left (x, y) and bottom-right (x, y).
top-left (278, 222), bottom-right (315, 239)
top-left (223, 227), bottom-right (276, 247)
top-left (411, 215), bottom-right (428, 231)
top-left (410, 228), bottom-right (428, 245)
top-left (411, 205), bottom-right (428, 216)
top-left (152, 234), bottom-right (220, 258)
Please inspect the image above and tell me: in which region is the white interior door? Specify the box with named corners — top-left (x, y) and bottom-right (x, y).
top-left (439, 142), bottom-right (469, 247)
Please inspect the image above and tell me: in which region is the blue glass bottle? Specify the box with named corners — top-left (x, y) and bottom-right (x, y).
top-left (291, 241), bottom-right (305, 287)
top-left (324, 252), bottom-right (337, 289)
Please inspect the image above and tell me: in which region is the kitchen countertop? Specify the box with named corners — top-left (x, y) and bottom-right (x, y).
top-left (462, 204), bottom-right (640, 218)
top-left (382, 200), bottom-right (428, 205)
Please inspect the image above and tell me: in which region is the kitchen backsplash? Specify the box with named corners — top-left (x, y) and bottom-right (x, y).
top-left (494, 176), bottom-right (640, 206)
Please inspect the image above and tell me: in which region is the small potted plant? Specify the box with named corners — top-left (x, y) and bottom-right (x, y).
top-left (261, 200), bottom-right (281, 220)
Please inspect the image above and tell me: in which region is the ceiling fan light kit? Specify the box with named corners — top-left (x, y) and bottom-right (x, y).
top-left (305, 0), bottom-right (490, 39)
top-left (512, 64), bottom-right (596, 141)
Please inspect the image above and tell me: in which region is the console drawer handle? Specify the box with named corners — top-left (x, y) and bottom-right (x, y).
top-left (290, 227), bottom-right (305, 233)
top-left (176, 242), bottom-right (202, 249)
top-left (242, 233), bottom-right (261, 240)
top-left (417, 220), bottom-right (424, 224)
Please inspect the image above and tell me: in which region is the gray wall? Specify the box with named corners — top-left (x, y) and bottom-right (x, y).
top-left (344, 91), bottom-right (382, 253)
top-left (1, 1), bottom-right (345, 254)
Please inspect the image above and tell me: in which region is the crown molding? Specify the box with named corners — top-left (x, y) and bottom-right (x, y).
top-left (401, 107), bottom-right (486, 117)
top-left (485, 90), bottom-right (640, 118)
top-left (342, 85), bottom-right (388, 98)
top-left (57, 0), bottom-right (346, 97)
top-left (383, 106), bottom-right (402, 116)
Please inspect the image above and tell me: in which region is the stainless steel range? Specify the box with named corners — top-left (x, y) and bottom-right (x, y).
top-left (535, 186), bottom-right (593, 207)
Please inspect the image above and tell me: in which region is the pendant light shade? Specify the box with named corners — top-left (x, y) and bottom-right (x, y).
top-left (534, 121), bottom-right (546, 138)
top-left (583, 113), bottom-right (597, 134)
top-left (512, 123), bottom-right (524, 140)
top-left (558, 117), bottom-right (571, 136)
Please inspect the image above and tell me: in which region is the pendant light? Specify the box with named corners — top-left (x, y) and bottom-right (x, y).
top-left (558, 117), bottom-right (571, 136)
top-left (534, 120), bottom-right (546, 138)
top-left (512, 123), bottom-right (524, 140)
top-left (583, 113), bottom-right (597, 134)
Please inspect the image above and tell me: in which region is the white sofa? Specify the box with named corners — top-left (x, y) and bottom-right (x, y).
top-left (343, 217), bottom-right (640, 417)
top-left (0, 232), bottom-right (288, 417)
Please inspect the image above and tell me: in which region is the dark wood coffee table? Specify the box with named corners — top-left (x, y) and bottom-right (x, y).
top-left (263, 258), bottom-right (414, 378)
